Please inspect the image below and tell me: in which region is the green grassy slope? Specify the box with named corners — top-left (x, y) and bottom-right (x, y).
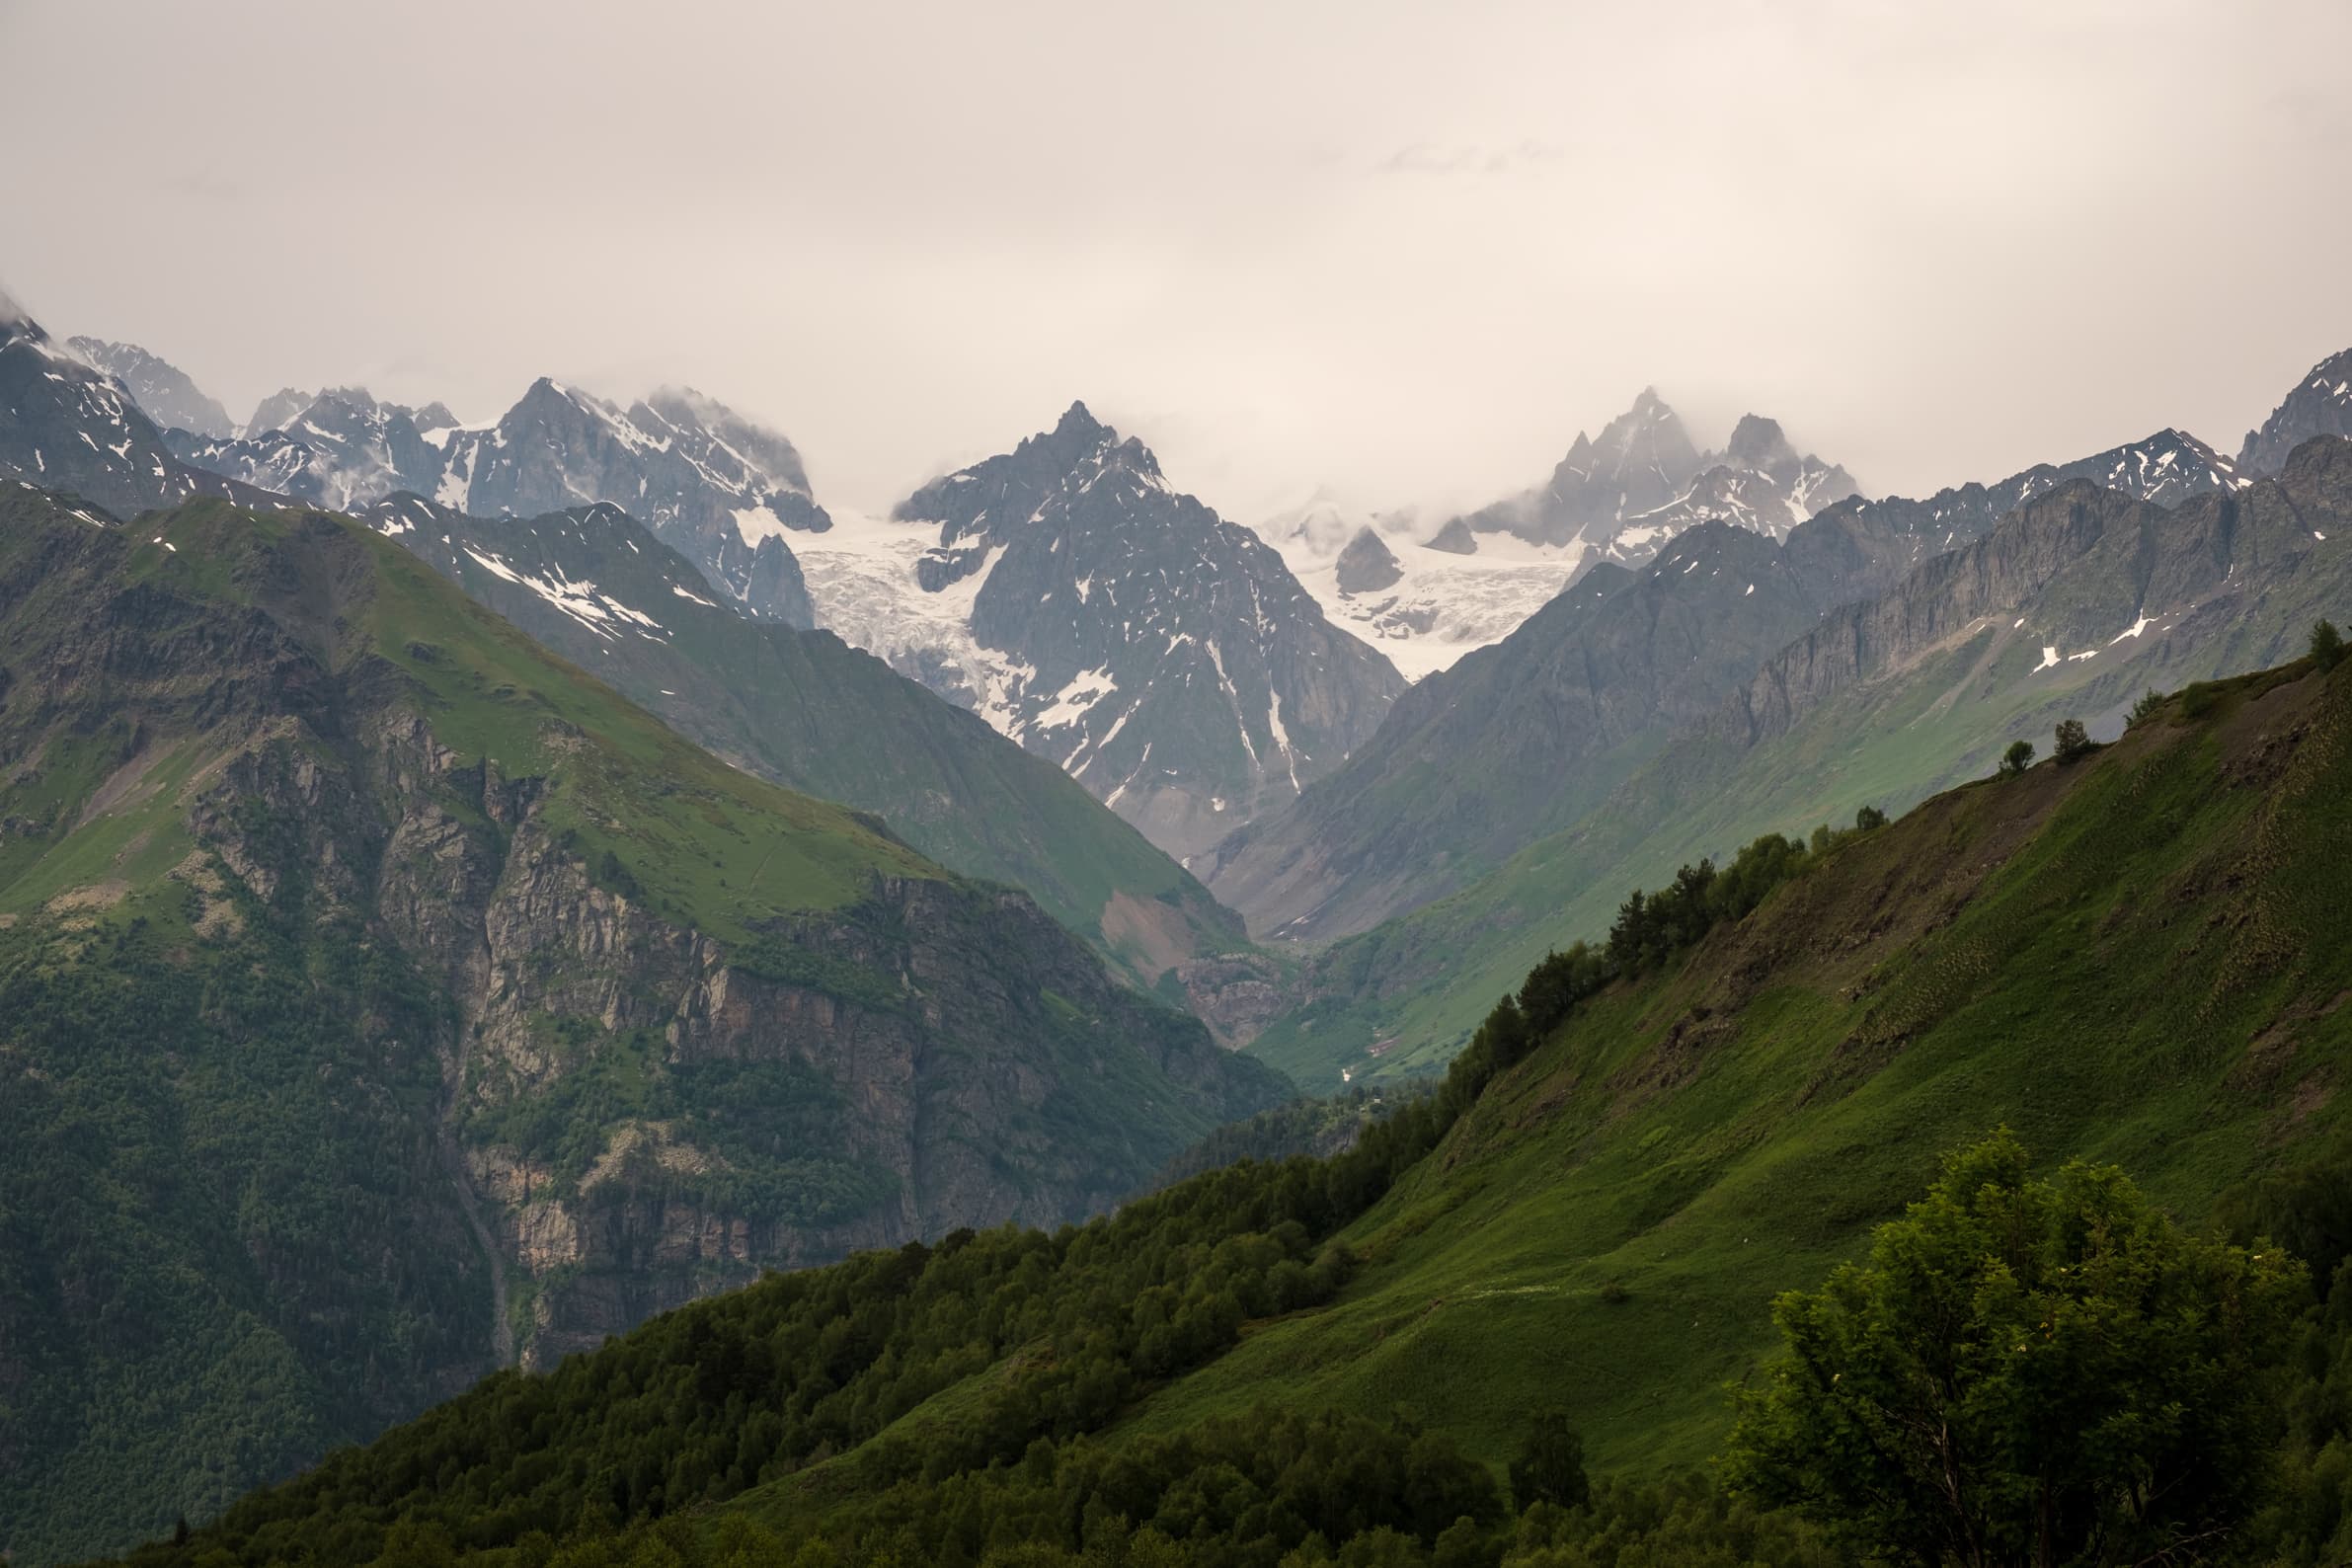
top-left (1151, 657), bottom-right (2352, 1475)
top-left (1253, 447), bottom-right (2352, 1089)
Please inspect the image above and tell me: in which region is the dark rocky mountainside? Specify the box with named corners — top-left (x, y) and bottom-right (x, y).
top-left (1203, 488), bottom-right (1973, 941)
top-left (2241, 346), bottom-right (2352, 474)
top-left (0, 485), bottom-right (1286, 1562)
top-left (892, 402), bottom-right (1406, 860)
top-left (63, 337), bottom-right (236, 437)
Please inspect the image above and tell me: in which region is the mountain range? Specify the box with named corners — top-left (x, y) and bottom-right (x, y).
top-left (0, 300), bottom-right (1256, 1003)
top-left (14, 277), bottom-right (2352, 1563)
top-left (112, 349), bottom-right (1409, 865)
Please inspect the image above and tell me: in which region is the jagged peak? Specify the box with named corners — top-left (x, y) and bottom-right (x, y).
top-left (1056, 399), bottom-right (1107, 439)
top-left (0, 280), bottom-right (34, 331)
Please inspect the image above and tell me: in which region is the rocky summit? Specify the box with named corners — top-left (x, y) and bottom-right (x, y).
top-left (802, 402), bottom-right (1406, 861)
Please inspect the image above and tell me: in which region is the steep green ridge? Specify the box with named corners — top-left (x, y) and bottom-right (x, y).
top-left (107, 651), bottom-right (2352, 1566)
top-left (359, 496), bottom-right (1244, 994)
top-left (1140, 657), bottom-right (2352, 1476)
top-left (1254, 439), bottom-right (2352, 1088)
top-left (0, 485), bottom-right (1285, 1566)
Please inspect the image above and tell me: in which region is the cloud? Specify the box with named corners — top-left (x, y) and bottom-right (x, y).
top-left (1379, 140), bottom-right (1564, 176)
top-left (1, 0), bottom-right (2347, 520)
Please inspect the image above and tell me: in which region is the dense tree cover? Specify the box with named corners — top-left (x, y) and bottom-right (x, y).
top-left (170, 1459), bottom-right (1840, 1568)
top-left (0, 899), bottom-right (491, 1564)
top-left (1726, 1133), bottom-right (2303, 1568)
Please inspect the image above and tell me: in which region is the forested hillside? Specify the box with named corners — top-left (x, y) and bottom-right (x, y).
top-left (113, 647), bottom-right (2352, 1566)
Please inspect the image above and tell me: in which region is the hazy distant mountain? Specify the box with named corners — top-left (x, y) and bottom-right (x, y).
top-left (64, 337), bottom-right (235, 437)
top-left (800, 402), bottom-right (1406, 860)
top-left (2240, 347), bottom-right (2352, 475)
top-left (1448, 391), bottom-right (1862, 562)
top-left (1616, 413), bottom-right (1862, 543)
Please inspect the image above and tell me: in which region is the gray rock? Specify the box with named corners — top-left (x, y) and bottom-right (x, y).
top-left (1334, 526), bottom-right (1403, 593)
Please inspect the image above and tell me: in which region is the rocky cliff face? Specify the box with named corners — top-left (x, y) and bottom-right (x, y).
top-left (361, 750), bottom-right (1251, 1363)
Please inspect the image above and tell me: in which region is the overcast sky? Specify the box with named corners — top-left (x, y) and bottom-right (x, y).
top-left (3, 0), bottom-right (2347, 520)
